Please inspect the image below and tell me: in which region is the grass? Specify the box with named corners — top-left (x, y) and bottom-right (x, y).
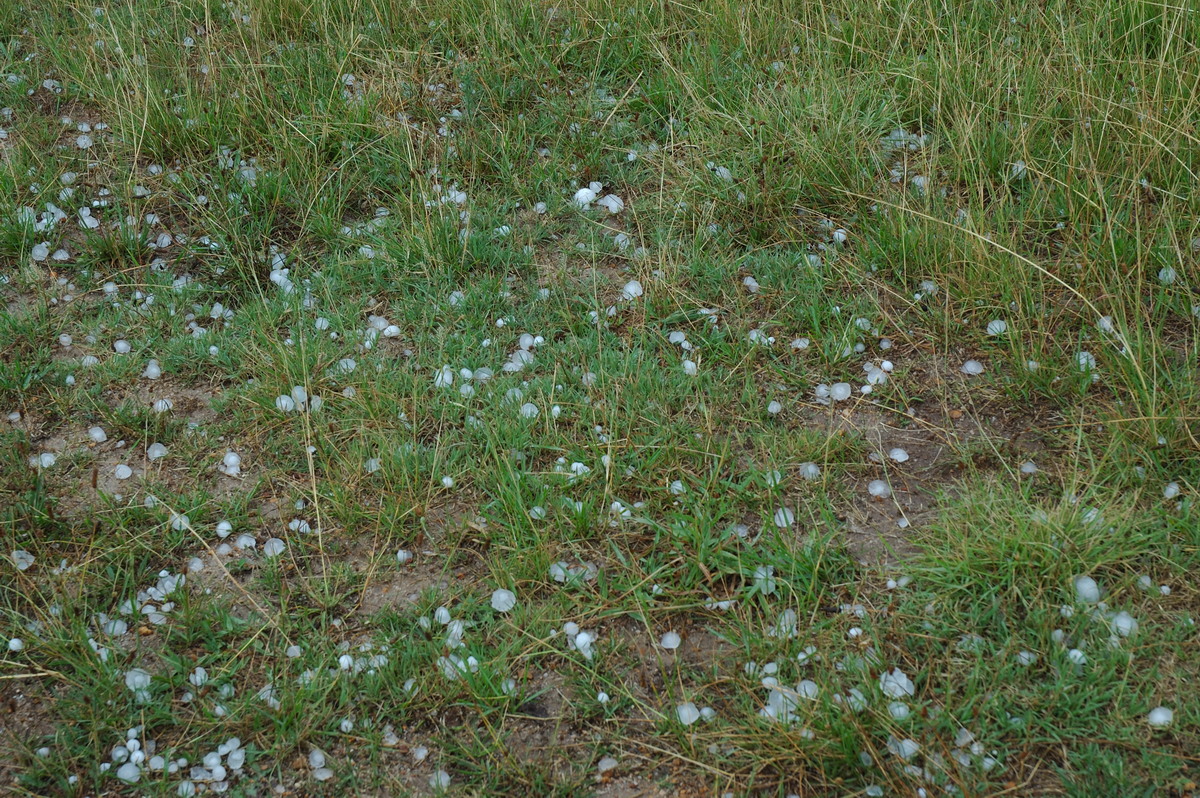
top-left (1, 0), bottom-right (1198, 795)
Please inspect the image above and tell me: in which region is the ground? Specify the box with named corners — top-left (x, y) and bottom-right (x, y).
top-left (1, 0), bottom-right (1199, 796)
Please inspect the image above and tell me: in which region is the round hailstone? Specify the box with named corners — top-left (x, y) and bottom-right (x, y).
top-left (88, 426), bottom-right (108, 443)
top-left (986, 319), bottom-right (1008, 336)
top-left (114, 464), bottom-right (133, 480)
top-left (798, 462), bottom-right (821, 481)
top-left (830, 383), bottom-right (852, 401)
top-left (519, 402), bottom-right (538, 419)
top-left (11, 550), bottom-right (34, 571)
top-left (1157, 267), bottom-right (1177, 285)
top-left (430, 770), bottom-right (451, 790)
top-left (961, 359), bottom-right (985, 375)
top-left (1147, 707), bottom-right (1174, 728)
top-left (8, 638), bottom-right (24, 652)
top-left (1163, 482), bottom-right (1180, 499)
top-left (596, 194), bottom-right (624, 214)
top-left (142, 360), bottom-right (162, 379)
top-left (116, 762), bottom-right (141, 783)
top-left (263, 538), bottom-right (286, 558)
top-left (490, 589), bottom-right (516, 613)
top-left (113, 339), bottom-right (131, 354)
top-left (1066, 648), bottom-right (1087, 665)
top-left (147, 442), bottom-right (168, 460)
top-left (1110, 611), bottom-right (1137, 637)
top-left (275, 395), bottom-right (296, 412)
top-left (216, 521), bottom-right (233, 539)
top-left (888, 448), bottom-right (909, 463)
top-left (1073, 575), bottom-right (1101, 604)
top-left (676, 702), bottom-right (701, 726)
top-left (597, 756), bottom-right (618, 774)
top-left (767, 400), bottom-right (783, 415)
top-left (1020, 461), bottom-right (1038, 475)
top-left (396, 549), bottom-right (413, 564)
top-left (682, 359), bottom-right (697, 376)
top-left (773, 506), bottom-right (795, 528)
top-left (867, 480), bottom-right (891, 499)
top-left (660, 631), bottom-right (681, 650)
top-left (35, 452), bottom-right (57, 469)
top-left (152, 399), bottom-right (173, 413)
top-left (888, 701), bottom-right (910, 720)
top-left (620, 280), bottom-right (644, 301)
top-left (572, 187), bottom-right (597, 208)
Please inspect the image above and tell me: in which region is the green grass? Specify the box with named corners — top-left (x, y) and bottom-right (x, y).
top-left (1, 0), bottom-right (1198, 795)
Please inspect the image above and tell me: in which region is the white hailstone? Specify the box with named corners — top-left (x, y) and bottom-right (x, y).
top-left (1010, 160), bottom-right (1028, 179)
top-left (887, 738), bottom-right (919, 760)
top-left (754, 566), bottom-right (777, 594)
top-left (88, 426), bottom-right (108, 443)
top-left (773, 507), bottom-right (795, 528)
top-left (435, 606), bottom-right (452, 625)
top-left (574, 631), bottom-right (596, 659)
top-left (1157, 267), bottom-right (1177, 285)
top-left (516, 402), bottom-right (539, 420)
top-left (1067, 648), bottom-right (1087, 665)
top-left (660, 632), bottom-right (681, 650)
top-left (743, 276), bottom-right (761, 293)
top-left (798, 462), bottom-right (821, 481)
top-left (433, 365), bottom-right (454, 388)
top-left (116, 762), bottom-right (141, 783)
top-left (125, 668), bottom-right (152, 692)
top-left (80, 355), bottom-right (99, 368)
top-left (189, 667), bottom-right (208, 687)
top-left (1098, 316), bottom-right (1115, 333)
top-left (961, 359), bottom-right (985, 375)
top-left (888, 448), bottom-right (909, 463)
top-left (8, 638), bottom-right (24, 652)
top-left (263, 538), bottom-right (286, 557)
top-left (1163, 482), bottom-right (1181, 499)
top-left (142, 360), bottom-right (162, 379)
top-left (1110, 611), bottom-right (1137, 637)
top-left (1016, 651), bottom-right (1037, 666)
top-left (1020, 461), bottom-right (1038, 475)
top-left (986, 319), bottom-right (1008, 336)
top-left (669, 480), bottom-right (686, 495)
top-left (152, 399), bottom-right (173, 413)
top-left (867, 480), bottom-right (891, 499)
top-left (676, 702), bottom-right (701, 726)
top-left (11, 550), bottom-right (34, 571)
top-left (215, 521), bottom-right (233, 539)
top-left (682, 359), bottom-right (698, 376)
top-left (76, 134), bottom-right (93, 149)
top-left (767, 400), bottom-right (783, 415)
top-left (440, 475), bottom-right (455, 489)
top-left (888, 701), bottom-right (910, 720)
top-left (219, 451), bottom-right (242, 476)
top-left (832, 228), bottom-right (848, 244)
top-left (620, 280), bottom-right (644, 301)
top-left (114, 464), bottom-right (133, 480)
top-left (339, 718), bottom-right (354, 733)
top-left (596, 194), bottom-right (624, 214)
top-left (430, 770), bottom-right (451, 790)
top-left (597, 756), bottom-right (619, 774)
top-left (365, 458), bottom-right (382, 474)
top-left (34, 452), bottom-right (57, 469)
top-left (1073, 575), bottom-right (1101, 604)
top-left (879, 668), bottom-right (916, 698)
top-left (395, 548), bottom-right (413, 564)
top-left (830, 383), bottom-right (852, 401)
top-left (791, 337), bottom-right (811, 350)
top-left (573, 187), bottom-right (597, 208)
top-left (491, 589), bottom-right (517, 613)
top-left (113, 339), bottom-right (131, 354)
top-left (31, 242), bottom-right (50, 261)
top-left (1076, 351), bottom-right (1096, 371)
top-left (234, 534), bottom-right (257, 550)
top-left (308, 748), bottom-right (326, 769)
top-left (1147, 707), bottom-right (1174, 728)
